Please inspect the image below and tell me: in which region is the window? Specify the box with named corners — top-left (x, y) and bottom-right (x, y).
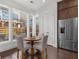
top-left (0, 4), bottom-right (39, 42)
top-left (12, 9), bottom-right (20, 39)
top-left (0, 5), bottom-right (9, 42)
top-left (29, 16), bottom-right (32, 37)
top-left (36, 17), bottom-right (39, 36)
top-left (20, 12), bottom-right (27, 36)
top-left (12, 9), bottom-right (27, 39)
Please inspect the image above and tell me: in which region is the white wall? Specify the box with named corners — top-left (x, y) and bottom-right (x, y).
top-left (37, 0), bottom-right (58, 47)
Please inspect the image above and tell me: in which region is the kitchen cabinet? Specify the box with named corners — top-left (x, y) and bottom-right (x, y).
top-left (58, 0), bottom-right (78, 20)
top-left (58, 9), bottom-right (68, 19)
top-left (68, 6), bottom-right (78, 18)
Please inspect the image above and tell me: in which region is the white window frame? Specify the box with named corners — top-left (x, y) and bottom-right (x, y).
top-left (0, 4), bottom-right (11, 41)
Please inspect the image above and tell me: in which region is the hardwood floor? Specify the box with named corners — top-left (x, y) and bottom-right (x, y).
top-left (25, 45), bottom-right (78, 59)
top-left (47, 45), bottom-right (78, 59)
top-left (0, 45), bottom-right (77, 59)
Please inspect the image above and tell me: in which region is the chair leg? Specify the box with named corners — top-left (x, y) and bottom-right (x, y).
top-left (17, 49), bottom-right (19, 59)
top-left (17, 49), bottom-right (27, 59)
top-left (42, 49), bottom-right (44, 59)
top-left (17, 50), bottom-right (24, 59)
top-left (45, 48), bottom-right (48, 59)
top-left (22, 51), bottom-right (27, 59)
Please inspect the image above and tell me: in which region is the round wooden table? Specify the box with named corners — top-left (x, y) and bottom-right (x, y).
top-left (24, 37), bottom-right (41, 56)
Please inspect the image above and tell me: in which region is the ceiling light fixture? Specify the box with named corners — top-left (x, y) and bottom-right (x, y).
top-left (30, 1), bottom-right (34, 3)
top-left (43, 0), bottom-right (46, 3)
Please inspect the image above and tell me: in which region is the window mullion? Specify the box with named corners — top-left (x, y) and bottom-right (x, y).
top-left (9, 8), bottom-right (13, 41)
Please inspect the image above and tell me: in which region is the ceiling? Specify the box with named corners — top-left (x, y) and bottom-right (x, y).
top-left (13, 0), bottom-right (62, 11)
top-left (0, 0), bottom-right (62, 13)
top-left (14, 0), bottom-right (46, 10)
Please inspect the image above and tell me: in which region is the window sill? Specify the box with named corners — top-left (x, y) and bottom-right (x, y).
top-left (0, 40), bottom-right (17, 52)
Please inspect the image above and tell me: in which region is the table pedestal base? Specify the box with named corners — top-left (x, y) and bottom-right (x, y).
top-left (26, 48), bottom-right (39, 56)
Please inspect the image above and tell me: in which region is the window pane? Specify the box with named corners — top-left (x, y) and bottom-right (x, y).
top-left (36, 17), bottom-right (39, 36)
top-left (20, 12), bottom-right (27, 36)
top-left (29, 16), bottom-right (32, 37)
top-left (0, 6), bottom-right (9, 42)
top-left (12, 9), bottom-right (27, 39)
top-left (12, 9), bottom-right (20, 39)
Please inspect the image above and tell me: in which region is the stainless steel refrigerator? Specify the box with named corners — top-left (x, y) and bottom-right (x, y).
top-left (58, 17), bottom-right (78, 52)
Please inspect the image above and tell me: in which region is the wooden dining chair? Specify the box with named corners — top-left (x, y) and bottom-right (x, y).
top-left (43, 35), bottom-right (48, 59)
top-left (16, 34), bottom-right (26, 59)
top-left (34, 35), bottom-right (48, 59)
top-left (16, 34), bottom-right (31, 59)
